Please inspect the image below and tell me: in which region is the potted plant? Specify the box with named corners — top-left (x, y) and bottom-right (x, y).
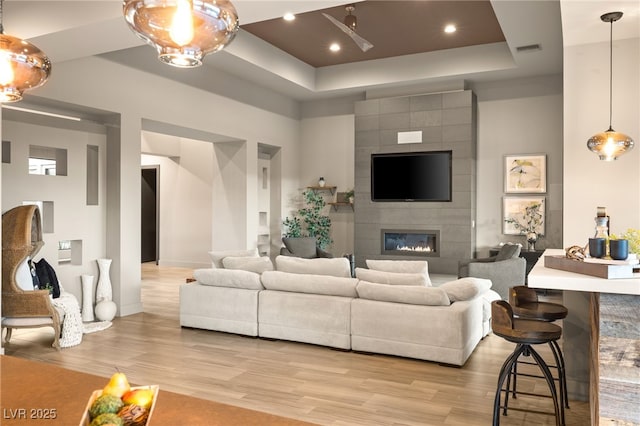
top-left (344, 189), bottom-right (355, 204)
top-left (282, 189), bottom-right (332, 250)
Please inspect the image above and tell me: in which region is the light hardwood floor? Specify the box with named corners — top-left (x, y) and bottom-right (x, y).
top-left (3, 264), bottom-right (590, 425)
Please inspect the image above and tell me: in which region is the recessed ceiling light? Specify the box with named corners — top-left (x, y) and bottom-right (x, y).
top-left (283, 12), bottom-right (295, 21)
top-left (329, 43), bottom-right (340, 52)
top-left (444, 24), bottom-right (456, 33)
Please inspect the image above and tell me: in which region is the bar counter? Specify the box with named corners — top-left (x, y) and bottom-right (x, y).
top-left (1, 355), bottom-right (315, 425)
top-left (528, 249), bottom-right (640, 426)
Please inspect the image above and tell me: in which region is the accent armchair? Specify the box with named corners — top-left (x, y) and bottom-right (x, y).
top-left (457, 243), bottom-right (526, 300)
top-left (1, 205), bottom-right (62, 350)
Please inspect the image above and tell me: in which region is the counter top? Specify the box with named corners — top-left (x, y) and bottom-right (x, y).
top-left (528, 249), bottom-right (640, 295)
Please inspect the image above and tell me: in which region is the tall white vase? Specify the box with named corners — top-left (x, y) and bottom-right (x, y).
top-left (81, 275), bottom-right (95, 322)
top-left (95, 258), bottom-right (117, 321)
top-left (95, 258), bottom-right (113, 302)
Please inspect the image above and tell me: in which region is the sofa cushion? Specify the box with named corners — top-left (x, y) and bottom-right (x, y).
top-left (365, 260), bottom-right (431, 286)
top-left (355, 268), bottom-right (429, 286)
top-left (208, 248), bottom-right (259, 269)
top-left (495, 243), bottom-right (521, 261)
top-left (222, 256), bottom-right (274, 274)
top-left (275, 255), bottom-right (351, 278)
top-left (438, 277), bottom-right (492, 302)
top-left (193, 268), bottom-right (264, 290)
top-left (282, 237), bottom-right (317, 258)
top-left (261, 270), bottom-right (358, 297)
top-left (356, 281), bottom-right (450, 306)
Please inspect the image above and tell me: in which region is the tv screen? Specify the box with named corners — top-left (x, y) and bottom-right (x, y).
top-left (371, 151), bottom-right (452, 202)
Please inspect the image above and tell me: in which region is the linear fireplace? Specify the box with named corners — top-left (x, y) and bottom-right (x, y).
top-left (381, 229), bottom-right (440, 257)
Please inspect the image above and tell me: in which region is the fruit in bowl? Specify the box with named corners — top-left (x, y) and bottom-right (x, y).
top-left (82, 371), bottom-right (158, 426)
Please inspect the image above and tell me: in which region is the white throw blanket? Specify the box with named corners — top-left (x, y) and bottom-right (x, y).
top-left (51, 292), bottom-right (112, 348)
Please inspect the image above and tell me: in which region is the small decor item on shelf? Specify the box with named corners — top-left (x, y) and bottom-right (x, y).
top-left (345, 189), bottom-right (355, 204)
top-left (594, 207), bottom-right (610, 239)
top-left (318, 176), bottom-right (325, 187)
top-left (526, 232), bottom-right (537, 251)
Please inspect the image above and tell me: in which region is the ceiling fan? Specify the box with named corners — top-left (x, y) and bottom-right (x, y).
top-left (322, 4), bottom-right (374, 52)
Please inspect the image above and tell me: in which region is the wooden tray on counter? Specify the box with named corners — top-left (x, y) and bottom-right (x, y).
top-left (544, 255), bottom-right (639, 279)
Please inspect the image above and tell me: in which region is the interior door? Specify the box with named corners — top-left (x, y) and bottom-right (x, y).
top-left (141, 166), bottom-right (158, 263)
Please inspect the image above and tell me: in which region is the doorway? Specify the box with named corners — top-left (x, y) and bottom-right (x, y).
top-left (141, 166), bottom-right (159, 263)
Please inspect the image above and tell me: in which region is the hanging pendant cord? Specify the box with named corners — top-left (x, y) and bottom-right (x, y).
top-left (608, 18), bottom-right (613, 130)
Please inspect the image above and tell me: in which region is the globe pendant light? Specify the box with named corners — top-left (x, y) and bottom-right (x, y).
top-left (0, 0), bottom-right (52, 103)
top-left (123, 0), bottom-right (239, 68)
top-left (587, 12), bottom-right (634, 161)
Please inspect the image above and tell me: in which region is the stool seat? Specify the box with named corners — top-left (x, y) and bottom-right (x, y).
top-left (512, 301), bottom-right (568, 321)
top-left (494, 317), bottom-right (562, 344)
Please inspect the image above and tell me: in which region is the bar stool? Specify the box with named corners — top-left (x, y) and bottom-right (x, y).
top-left (491, 300), bottom-right (562, 426)
top-left (509, 285), bottom-right (569, 419)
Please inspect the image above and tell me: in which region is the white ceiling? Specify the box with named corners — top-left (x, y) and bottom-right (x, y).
top-left (2, 0), bottom-right (639, 106)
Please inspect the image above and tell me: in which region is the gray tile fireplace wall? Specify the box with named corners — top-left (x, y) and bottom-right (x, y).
top-left (354, 90), bottom-right (477, 274)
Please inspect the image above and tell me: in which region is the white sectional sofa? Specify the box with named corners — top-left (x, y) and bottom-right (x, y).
top-left (179, 252), bottom-right (500, 366)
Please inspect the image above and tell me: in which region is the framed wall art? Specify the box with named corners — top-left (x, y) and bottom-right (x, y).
top-left (504, 154), bottom-right (546, 193)
top-left (502, 196), bottom-right (546, 236)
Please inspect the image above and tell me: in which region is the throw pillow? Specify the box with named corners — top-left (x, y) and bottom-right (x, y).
top-left (208, 248), bottom-right (259, 269)
top-left (275, 255), bottom-right (351, 277)
top-left (356, 281), bottom-right (450, 306)
top-left (495, 243), bottom-right (521, 261)
top-left (222, 256), bottom-right (274, 274)
top-left (193, 268), bottom-right (264, 290)
top-left (438, 277), bottom-right (492, 302)
top-left (355, 268), bottom-right (430, 286)
top-left (365, 259), bottom-right (431, 286)
top-left (282, 237), bottom-right (317, 259)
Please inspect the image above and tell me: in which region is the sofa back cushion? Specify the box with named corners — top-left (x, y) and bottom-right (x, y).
top-left (222, 256), bottom-right (274, 274)
top-left (356, 281), bottom-right (450, 306)
top-left (365, 259), bottom-right (431, 286)
top-left (208, 248), bottom-right (259, 269)
top-left (261, 270), bottom-right (358, 297)
top-left (275, 255), bottom-right (351, 278)
top-left (193, 268), bottom-right (264, 290)
top-left (438, 277), bottom-right (492, 301)
top-left (355, 268), bottom-right (429, 286)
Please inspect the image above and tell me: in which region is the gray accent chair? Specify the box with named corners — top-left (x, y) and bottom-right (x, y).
top-left (280, 237), bottom-right (333, 258)
top-left (457, 243), bottom-right (526, 300)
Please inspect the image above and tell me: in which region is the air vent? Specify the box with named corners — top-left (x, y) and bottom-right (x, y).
top-left (516, 44), bottom-right (541, 52)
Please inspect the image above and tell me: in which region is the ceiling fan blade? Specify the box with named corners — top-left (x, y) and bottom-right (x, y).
top-left (322, 12), bottom-right (374, 52)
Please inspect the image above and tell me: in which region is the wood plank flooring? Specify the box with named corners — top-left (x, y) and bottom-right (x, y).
top-left (2, 264), bottom-right (590, 425)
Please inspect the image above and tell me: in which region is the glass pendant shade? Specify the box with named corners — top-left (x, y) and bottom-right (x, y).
top-left (587, 11), bottom-right (634, 160)
top-left (0, 30), bottom-right (51, 103)
top-left (587, 127), bottom-right (634, 161)
top-left (123, 0), bottom-right (239, 68)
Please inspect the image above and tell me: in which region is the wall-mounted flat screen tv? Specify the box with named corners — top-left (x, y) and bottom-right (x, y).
top-left (371, 150), bottom-right (452, 202)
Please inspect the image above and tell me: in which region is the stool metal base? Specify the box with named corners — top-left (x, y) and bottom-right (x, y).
top-left (493, 343), bottom-right (561, 426)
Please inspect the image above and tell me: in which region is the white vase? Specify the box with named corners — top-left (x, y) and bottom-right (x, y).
top-left (95, 300), bottom-right (117, 322)
top-left (81, 275), bottom-right (95, 322)
top-left (95, 258), bottom-right (113, 302)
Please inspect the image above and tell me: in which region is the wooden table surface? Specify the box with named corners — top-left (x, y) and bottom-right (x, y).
top-left (1, 355), bottom-right (316, 425)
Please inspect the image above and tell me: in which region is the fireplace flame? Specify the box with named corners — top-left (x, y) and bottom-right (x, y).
top-left (396, 245), bottom-right (432, 252)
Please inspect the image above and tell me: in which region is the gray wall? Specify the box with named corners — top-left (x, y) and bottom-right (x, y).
top-left (353, 90), bottom-right (477, 274)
